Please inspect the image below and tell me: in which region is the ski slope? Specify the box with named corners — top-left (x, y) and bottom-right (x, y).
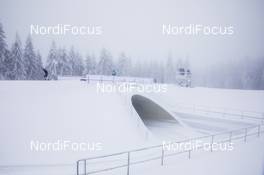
top-left (0, 80), bottom-right (264, 175)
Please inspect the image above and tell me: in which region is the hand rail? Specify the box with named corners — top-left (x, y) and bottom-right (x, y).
top-left (172, 102), bottom-right (264, 120)
top-left (81, 75), bottom-right (154, 84)
top-left (77, 122), bottom-right (263, 175)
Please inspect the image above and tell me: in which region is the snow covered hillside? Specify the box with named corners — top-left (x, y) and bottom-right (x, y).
top-left (0, 80), bottom-right (263, 175)
top-left (0, 81), bottom-right (147, 166)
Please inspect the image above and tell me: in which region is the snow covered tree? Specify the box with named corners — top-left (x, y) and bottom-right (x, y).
top-left (56, 48), bottom-right (63, 76)
top-left (56, 48), bottom-right (70, 76)
top-left (116, 52), bottom-right (131, 76)
top-left (61, 49), bottom-right (72, 76)
top-left (68, 47), bottom-right (75, 75)
top-left (84, 54), bottom-right (96, 75)
top-left (0, 22), bottom-right (8, 79)
top-left (260, 64), bottom-right (264, 89)
top-left (35, 51), bottom-right (44, 80)
top-left (8, 33), bottom-right (26, 80)
top-left (46, 41), bottom-right (58, 80)
top-left (130, 60), bottom-right (142, 77)
top-left (97, 48), bottom-right (113, 75)
top-left (148, 60), bottom-right (164, 83)
top-left (23, 36), bottom-right (38, 80)
top-left (74, 52), bottom-right (84, 76)
top-left (68, 47), bottom-right (84, 76)
top-left (165, 54), bottom-right (175, 83)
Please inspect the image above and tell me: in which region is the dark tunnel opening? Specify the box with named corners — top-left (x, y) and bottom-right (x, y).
top-left (131, 95), bottom-right (179, 127)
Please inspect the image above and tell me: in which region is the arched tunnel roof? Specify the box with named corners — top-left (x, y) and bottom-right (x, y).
top-left (131, 94), bottom-right (179, 124)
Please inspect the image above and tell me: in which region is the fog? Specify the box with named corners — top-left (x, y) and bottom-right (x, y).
top-left (1, 0), bottom-right (264, 67)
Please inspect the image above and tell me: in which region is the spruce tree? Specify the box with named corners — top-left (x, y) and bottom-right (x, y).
top-left (165, 54), bottom-right (175, 83)
top-left (117, 52), bottom-right (130, 76)
top-left (9, 33), bottom-right (26, 80)
top-left (0, 22), bottom-right (8, 79)
top-left (84, 54), bottom-right (96, 75)
top-left (57, 48), bottom-right (71, 76)
top-left (97, 48), bottom-right (113, 75)
top-left (23, 36), bottom-right (37, 80)
top-left (45, 41), bottom-right (58, 80)
top-left (68, 47), bottom-right (84, 76)
top-left (35, 51), bottom-right (44, 80)
top-left (68, 46), bottom-right (76, 76)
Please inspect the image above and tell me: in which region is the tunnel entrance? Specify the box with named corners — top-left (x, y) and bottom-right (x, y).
top-left (131, 95), bottom-right (186, 139)
top-left (131, 95), bottom-right (178, 124)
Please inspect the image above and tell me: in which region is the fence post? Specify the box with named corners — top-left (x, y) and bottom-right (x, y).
top-left (161, 147), bottom-right (164, 166)
top-left (127, 152), bottom-right (130, 175)
top-left (244, 128), bottom-right (247, 142)
top-left (188, 150), bottom-right (191, 159)
top-left (77, 161), bottom-right (79, 175)
top-left (210, 135), bottom-right (214, 152)
top-left (84, 160), bottom-right (86, 175)
top-left (258, 125), bottom-right (261, 137)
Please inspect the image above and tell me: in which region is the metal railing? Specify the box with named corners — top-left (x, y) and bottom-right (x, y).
top-left (81, 75), bottom-right (154, 84)
top-left (171, 103), bottom-right (264, 122)
top-left (76, 111), bottom-right (264, 175)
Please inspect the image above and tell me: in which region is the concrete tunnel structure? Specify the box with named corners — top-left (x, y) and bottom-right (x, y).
top-left (131, 94), bottom-right (181, 131)
top-left (130, 94), bottom-right (202, 140)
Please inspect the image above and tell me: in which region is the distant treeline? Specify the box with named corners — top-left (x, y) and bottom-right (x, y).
top-left (0, 22), bottom-right (188, 83)
top-left (193, 57), bottom-right (264, 90)
top-left (0, 22), bottom-right (263, 89)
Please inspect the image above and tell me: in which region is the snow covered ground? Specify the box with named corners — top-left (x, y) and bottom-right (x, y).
top-left (0, 80), bottom-right (263, 175)
top-left (132, 137), bottom-right (264, 175)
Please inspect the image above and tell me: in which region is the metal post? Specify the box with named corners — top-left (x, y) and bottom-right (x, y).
top-left (229, 131), bottom-right (232, 143)
top-left (127, 152), bottom-right (130, 175)
top-left (188, 150), bottom-right (191, 159)
top-left (244, 128), bottom-right (247, 142)
top-left (258, 125), bottom-right (261, 137)
top-left (84, 160), bottom-right (86, 175)
top-left (161, 147), bottom-right (164, 166)
top-left (77, 161), bottom-right (79, 175)
top-left (211, 135), bottom-right (214, 152)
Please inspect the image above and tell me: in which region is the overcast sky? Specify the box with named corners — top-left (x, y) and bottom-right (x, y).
top-left (0, 0), bottom-right (264, 67)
